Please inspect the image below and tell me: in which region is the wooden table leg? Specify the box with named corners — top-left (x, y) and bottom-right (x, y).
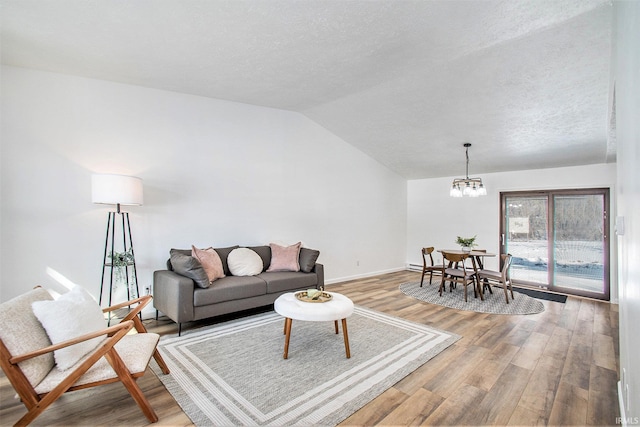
top-left (341, 318), bottom-right (351, 359)
top-left (471, 256), bottom-right (484, 301)
top-left (283, 318), bottom-right (292, 359)
top-left (334, 320), bottom-right (339, 334)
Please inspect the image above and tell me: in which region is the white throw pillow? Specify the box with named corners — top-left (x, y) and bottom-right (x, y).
top-left (32, 286), bottom-right (107, 370)
top-left (227, 248), bottom-right (263, 276)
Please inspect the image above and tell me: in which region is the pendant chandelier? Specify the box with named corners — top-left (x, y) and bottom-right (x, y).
top-left (450, 143), bottom-right (486, 197)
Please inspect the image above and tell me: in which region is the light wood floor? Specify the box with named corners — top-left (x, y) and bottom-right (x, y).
top-left (0, 270), bottom-right (620, 426)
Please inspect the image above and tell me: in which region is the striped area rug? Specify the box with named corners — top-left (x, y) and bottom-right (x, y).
top-left (151, 306), bottom-right (459, 426)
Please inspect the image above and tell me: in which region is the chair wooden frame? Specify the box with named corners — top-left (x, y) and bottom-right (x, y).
top-left (440, 251), bottom-right (478, 302)
top-left (467, 249), bottom-right (493, 295)
top-left (420, 247), bottom-right (445, 287)
top-left (0, 293), bottom-right (169, 426)
top-left (478, 254), bottom-right (514, 303)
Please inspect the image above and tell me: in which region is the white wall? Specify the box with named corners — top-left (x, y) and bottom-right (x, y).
top-left (0, 66), bottom-right (407, 302)
top-left (613, 0), bottom-right (640, 422)
top-left (407, 163), bottom-right (617, 297)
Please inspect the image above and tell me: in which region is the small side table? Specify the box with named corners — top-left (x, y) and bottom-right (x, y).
top-left (274, 292), bottom-right (354, 359)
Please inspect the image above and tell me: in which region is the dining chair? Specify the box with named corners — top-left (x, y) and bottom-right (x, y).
top-left (420, 247), bottom-right (445, 287)
top-left (441, 251), bottom-right (479, 302)
top-left (0, 287), bottom-right (170, 426)
top-left (478, 254), bottom-right (514, 303)
top-left (468, 249), bottom-right (493, 295)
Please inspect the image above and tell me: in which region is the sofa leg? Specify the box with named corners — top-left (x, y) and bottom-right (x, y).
top-left (155, 309), bottom-right (158, 321)
top-left (178, 323), bottom-right (182, 337)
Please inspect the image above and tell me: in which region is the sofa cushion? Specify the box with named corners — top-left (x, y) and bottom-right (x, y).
top-left (247, 245), bottom-right (271, 272)
top-left (228, 248), bottom-right (263, 276)
top-left (258, 271), bottom-right (318, 294)
top-left (193, 276), bottom-right (267, 306)
top-left (299, 247), bottom-right (320, 273)
top-left (191, 246), bottom-right (225, 283)
top-left (170, 249), bottom-right (210, 288)
top-left (267, 242), bottom-right (301, 272)
top-left (214, 245), bottom-right (240, 276)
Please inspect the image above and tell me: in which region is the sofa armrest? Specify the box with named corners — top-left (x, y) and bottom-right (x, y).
top-left (153, 270), bottom-right (195, 324)
top-left (313, 263), bottom-right (324, 290)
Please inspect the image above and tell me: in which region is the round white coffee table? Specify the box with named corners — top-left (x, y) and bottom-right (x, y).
top-left (274, 291), bottom-right (354, 359)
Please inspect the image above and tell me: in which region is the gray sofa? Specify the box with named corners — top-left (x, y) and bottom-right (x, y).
top-left (153, 245), bottom-right (324, 335)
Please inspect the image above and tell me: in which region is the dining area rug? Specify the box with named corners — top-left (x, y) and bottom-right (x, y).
top-left (151, 306), bottom-right (459, 426)
top-left (399, 281), bottom-right (545, 314)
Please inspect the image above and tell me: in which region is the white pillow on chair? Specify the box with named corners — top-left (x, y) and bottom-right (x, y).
top-left (32, 286), bottom-right (107, 370)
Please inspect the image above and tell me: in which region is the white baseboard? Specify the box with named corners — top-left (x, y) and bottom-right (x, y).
top-left (619, 381), bottom-right (627, 427)
top-left (325, 266), bottom-right (407, 285)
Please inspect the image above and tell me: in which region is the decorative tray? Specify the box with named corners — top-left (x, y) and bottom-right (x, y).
top-left (295, 291), bottom-right (333, 303)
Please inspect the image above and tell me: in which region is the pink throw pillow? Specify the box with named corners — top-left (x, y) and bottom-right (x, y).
top-left (191, 246), bottom-right (225, 283)
top-left (267, 242), bottom-right (301, 272)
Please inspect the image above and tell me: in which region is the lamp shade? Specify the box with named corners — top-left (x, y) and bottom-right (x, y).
top-left (91, 174), bottom-right (143, 206)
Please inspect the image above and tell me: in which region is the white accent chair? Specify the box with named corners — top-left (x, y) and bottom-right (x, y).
top-left (0, 287), bottom-right (169, 426)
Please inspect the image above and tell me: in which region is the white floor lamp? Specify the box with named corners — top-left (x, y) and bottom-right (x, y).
top-left (91, 174), bottom-right (143, 313)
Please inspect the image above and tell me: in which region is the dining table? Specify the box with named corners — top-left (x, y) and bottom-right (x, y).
top-left (439, 250), bottom-right (497, 299)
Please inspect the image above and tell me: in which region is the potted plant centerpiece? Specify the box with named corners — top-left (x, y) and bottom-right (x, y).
top-left (456, 236), bottom-right (477, 253)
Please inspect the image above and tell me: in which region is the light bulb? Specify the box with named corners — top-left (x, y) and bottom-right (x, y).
top-left (463, 182), bottom-right (472, 196)
top-left (470, 183), bottom-right (479, 197)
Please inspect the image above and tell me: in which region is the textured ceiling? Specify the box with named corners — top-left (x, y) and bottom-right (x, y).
top-left (0, 0), bottom-right (615, 179)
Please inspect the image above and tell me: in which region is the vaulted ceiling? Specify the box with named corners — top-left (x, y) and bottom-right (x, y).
top-left (1, 0), bottom-right (615, 179)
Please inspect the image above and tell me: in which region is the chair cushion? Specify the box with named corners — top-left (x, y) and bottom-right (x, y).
top-left (31, 286), bottom-right (108, 370)
top-left (478, 269), bottom-right (502, 280)
top-left (34, 332), bottom-right (160, 394)
top-left (445, 268), bottom-right (474, 279)
top-left (0, 287), bottom-right (55, 387)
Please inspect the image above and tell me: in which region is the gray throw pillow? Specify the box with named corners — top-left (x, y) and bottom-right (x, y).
top-left (167, 248), bottom-right (190, 270)
top-left (299, 248), bottom-right (320, 273)
top-left (170, 249), bottom-right (210, 288)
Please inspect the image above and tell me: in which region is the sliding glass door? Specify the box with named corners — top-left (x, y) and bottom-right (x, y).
top-left (500, 189), bottom-right (610, 300)
top-left (503, 195), bottom-right (549, 285)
